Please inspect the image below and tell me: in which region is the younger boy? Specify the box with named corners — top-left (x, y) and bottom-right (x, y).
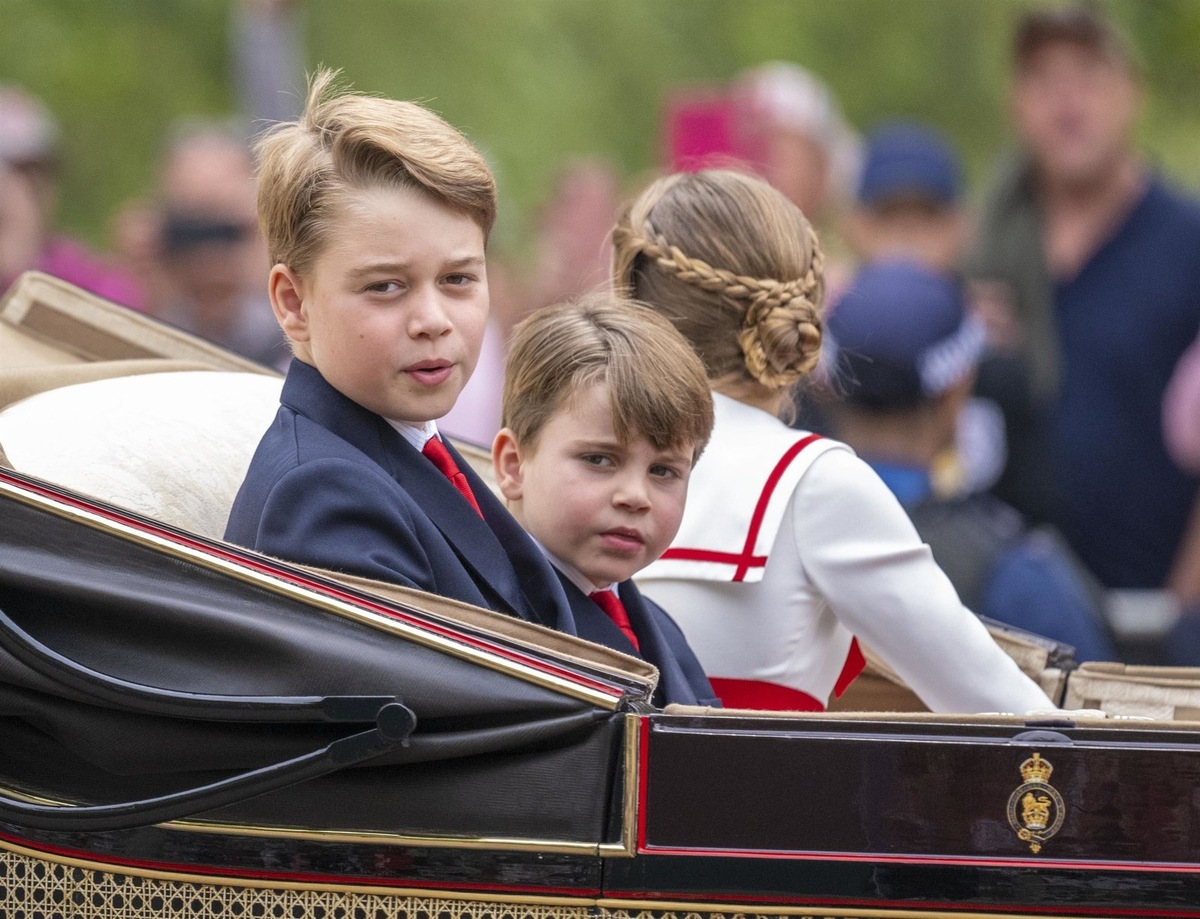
top-left (224, 69), bottom-right (576, 635)
top-left (492, 296), bottom-right (719, 706)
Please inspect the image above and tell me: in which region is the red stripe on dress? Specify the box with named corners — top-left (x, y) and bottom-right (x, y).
top-left (709, 677), bottom-right (825, 711)
top-left (657, 547), bottom-right (768, 567)
top-left (660, 433), bottom-right (823, 581)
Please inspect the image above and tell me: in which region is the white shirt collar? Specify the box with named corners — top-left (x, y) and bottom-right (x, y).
top-left (384, 417), bottom-right (440, 452)
top-left (531, 538), bottom-right (615, 597)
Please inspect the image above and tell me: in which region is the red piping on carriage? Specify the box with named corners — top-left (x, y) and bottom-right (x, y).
top-left (603, 876), bottom-right (1200, 919)
top-left (636, 716), bottom-right (651, 852)
top-left (632, 821), bottom-right (1200, 875)
top-left (0, 829), bottom-right (598, 897)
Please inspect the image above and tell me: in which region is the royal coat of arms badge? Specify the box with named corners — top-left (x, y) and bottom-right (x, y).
top-left (1006, 752), bottom-right (1066, 854)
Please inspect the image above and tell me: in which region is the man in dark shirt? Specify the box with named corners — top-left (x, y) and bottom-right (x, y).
top-left (967, 4), bottom-right (1200, 590)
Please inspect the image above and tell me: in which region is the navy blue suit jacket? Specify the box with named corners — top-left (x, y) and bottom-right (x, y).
top-left (556, 572), bottom-right (719, 708)
top-left (225, 359), bottom-right (576, 634)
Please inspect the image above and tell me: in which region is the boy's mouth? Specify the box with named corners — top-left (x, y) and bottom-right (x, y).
top-left (600, 527), bottom-right (644, 552)
top-left (404, 360), bottom-right (454, 387)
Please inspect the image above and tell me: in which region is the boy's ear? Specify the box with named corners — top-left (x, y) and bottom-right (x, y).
top-left (491, 427), bottom-right (525, 502)
top-left (268, 263), bottom-right (310, 344)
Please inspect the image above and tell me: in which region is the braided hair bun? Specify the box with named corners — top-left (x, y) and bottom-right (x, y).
top-left (612, 169), bottom-right (826, 392)
top-left (737, 243), bottom-right (824, 388)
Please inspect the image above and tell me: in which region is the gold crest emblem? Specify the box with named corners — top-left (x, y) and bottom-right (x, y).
top-left (1006, 752), bottom-right (1065, 854)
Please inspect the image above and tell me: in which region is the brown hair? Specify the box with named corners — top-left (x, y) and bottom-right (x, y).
top-left (1013, 3), bottom-right (1139, 75)
top-left (502, 295), bottom-right (714, 461)
top-left (612, 169), bottom-right (825, 397)
top-left (255, 68), bottom-right (497, 278)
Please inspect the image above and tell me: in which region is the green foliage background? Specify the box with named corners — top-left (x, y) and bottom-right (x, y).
top-left (3, 0), bottom-right (1200, 254)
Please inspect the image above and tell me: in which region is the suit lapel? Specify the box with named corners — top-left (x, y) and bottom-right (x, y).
top-left (618, 581), bottom-right (703, 706)
top-left (556, 572), bottom-right (638, 654)
top-left (382, 430), bottom-right (537, 618)
top-left (280, 360), bottom-right (393, 463)
top-left (550, 566), bottom-right (711, 706)
top-left (450, 441), bottom-right (577, 636)
top-left (384, 433), bottom-right (577, 635)
top-left (559, 573), bottom-right (703, 705)
top-left (279, 362), bottom-right (576, 633)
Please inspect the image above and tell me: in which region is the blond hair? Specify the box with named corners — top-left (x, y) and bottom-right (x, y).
top-left (502, 295), bottom-right (714, 461)
top-left (612, 169), bottom-right (825, 394)
top-left (255, 68), bottom-right (496, 277)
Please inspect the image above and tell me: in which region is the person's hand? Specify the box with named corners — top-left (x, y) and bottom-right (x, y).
top-left (967, 278), bottom-right (1024, 353)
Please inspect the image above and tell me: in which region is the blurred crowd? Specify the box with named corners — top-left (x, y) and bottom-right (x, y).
top-left (0, 0), bottom-right (298, 369)
top-left (2, 1), bottom-right (1199, 665)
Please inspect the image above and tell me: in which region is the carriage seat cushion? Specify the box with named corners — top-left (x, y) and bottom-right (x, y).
top-left (0, 371), bottom-right (282, 539)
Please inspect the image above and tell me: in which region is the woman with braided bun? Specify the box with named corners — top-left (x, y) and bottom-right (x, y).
top-left (620, 169), bottom-right (1054, 714)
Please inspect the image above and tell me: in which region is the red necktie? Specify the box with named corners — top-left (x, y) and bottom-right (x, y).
top-left (422, 436), bottom-right (483, 518)
top-left (589, 589), bottom-right (641, 652)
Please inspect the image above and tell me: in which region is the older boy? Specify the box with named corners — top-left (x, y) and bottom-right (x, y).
top-left (492, 297), bottom-right (719, 706)
top-left (225, 70), bottom-right (575, 634)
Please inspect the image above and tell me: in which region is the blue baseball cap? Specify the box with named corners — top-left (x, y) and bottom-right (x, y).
top-left (855, 120), bottom-right (961, 208)
top-left (827, 259), bottom-right (984, 409)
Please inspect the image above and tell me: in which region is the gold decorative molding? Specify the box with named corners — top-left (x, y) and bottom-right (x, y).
top-left (0, 837), bottom-right (1117, 919)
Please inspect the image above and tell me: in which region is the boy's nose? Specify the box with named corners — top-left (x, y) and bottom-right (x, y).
top-left (407, 287), bottom-right (453, 338)
top-left (613, 473), bottom-right (651, 511)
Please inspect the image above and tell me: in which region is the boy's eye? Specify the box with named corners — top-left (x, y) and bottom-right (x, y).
top-left (581, 453), bottom-right (614, 467)
top-left (650, 464), bottom-right (682, 480)
top-left (443, 273), bottom-right (476, 287)
top-left (364, 280), bottom-right (402, 294)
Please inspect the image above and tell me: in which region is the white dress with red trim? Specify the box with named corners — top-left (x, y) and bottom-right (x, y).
top-left (637, 393), bottom-right (1055, 715)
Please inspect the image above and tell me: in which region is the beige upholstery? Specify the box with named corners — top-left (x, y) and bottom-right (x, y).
top-left (1063, 662), bottom-right (1200, 720)
top-left (1, 271), bottom-right (273, 373)
top-left (0, 270), bottom-right (288, 537)
top-left (0, 371), bottom-right (282, 539)
top-left (0, 359), bottom-right (218, 412)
